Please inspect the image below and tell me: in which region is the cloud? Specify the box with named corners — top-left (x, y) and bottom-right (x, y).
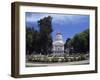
top-left (26, 12), bottom-right (89, 42)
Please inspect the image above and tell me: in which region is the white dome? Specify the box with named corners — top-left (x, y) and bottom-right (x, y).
top-left (55, 32), bottom-right (63, 41)
top-left (53, 32), bottom-right (64, 46)
top-left (52, 32), bottom-right (64, 55)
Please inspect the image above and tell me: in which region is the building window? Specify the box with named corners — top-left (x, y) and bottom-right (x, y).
top-left (58, 48), bottom-right (59, 51)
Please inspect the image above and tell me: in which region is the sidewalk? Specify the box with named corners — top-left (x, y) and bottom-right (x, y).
top-left (26, 60), bottom-right (89, 67)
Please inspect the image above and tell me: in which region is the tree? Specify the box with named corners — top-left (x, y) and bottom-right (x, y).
top-left (32, 30), bottom-right (41, 54)
top-left (26, 16), bottom-right (53, 55)
top-left (64, 38), bottom-right (71, 49)
top-left (71, 29), bottom-right (89, 53)
top-left (38, 16), bottom-right (53, 55)
top-left (26, 27), bottom-right (34, 55)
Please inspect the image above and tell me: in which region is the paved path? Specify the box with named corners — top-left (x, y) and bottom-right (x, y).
top-left (26, 60), bottom-right (89, 67)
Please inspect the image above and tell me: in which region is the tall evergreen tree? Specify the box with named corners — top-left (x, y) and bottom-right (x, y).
top-left (38, 16), bottom-right (53, 55)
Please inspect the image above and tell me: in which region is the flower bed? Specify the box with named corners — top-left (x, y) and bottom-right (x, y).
top-left (27, 54), bottom-right (88, 63)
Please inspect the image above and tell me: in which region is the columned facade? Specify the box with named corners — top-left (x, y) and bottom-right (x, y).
top-left (52, 32), bottom-right (64, 55)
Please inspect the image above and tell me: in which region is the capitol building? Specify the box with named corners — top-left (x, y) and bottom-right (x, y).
top-left (52, 32), bottom-right (65, 56)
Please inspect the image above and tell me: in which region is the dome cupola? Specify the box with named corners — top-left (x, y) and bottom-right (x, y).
top-left (55, 32), bottom-right (63, 41)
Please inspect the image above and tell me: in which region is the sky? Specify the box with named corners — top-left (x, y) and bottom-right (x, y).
top-left (26, 12), bottom-right (89, 42)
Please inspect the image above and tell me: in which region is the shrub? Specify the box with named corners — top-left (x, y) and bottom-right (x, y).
top-left (51, 57), bottom-right (59, 62)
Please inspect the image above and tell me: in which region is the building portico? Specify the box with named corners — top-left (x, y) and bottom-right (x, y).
top-left (52, 32), bottom-right (64, 55)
